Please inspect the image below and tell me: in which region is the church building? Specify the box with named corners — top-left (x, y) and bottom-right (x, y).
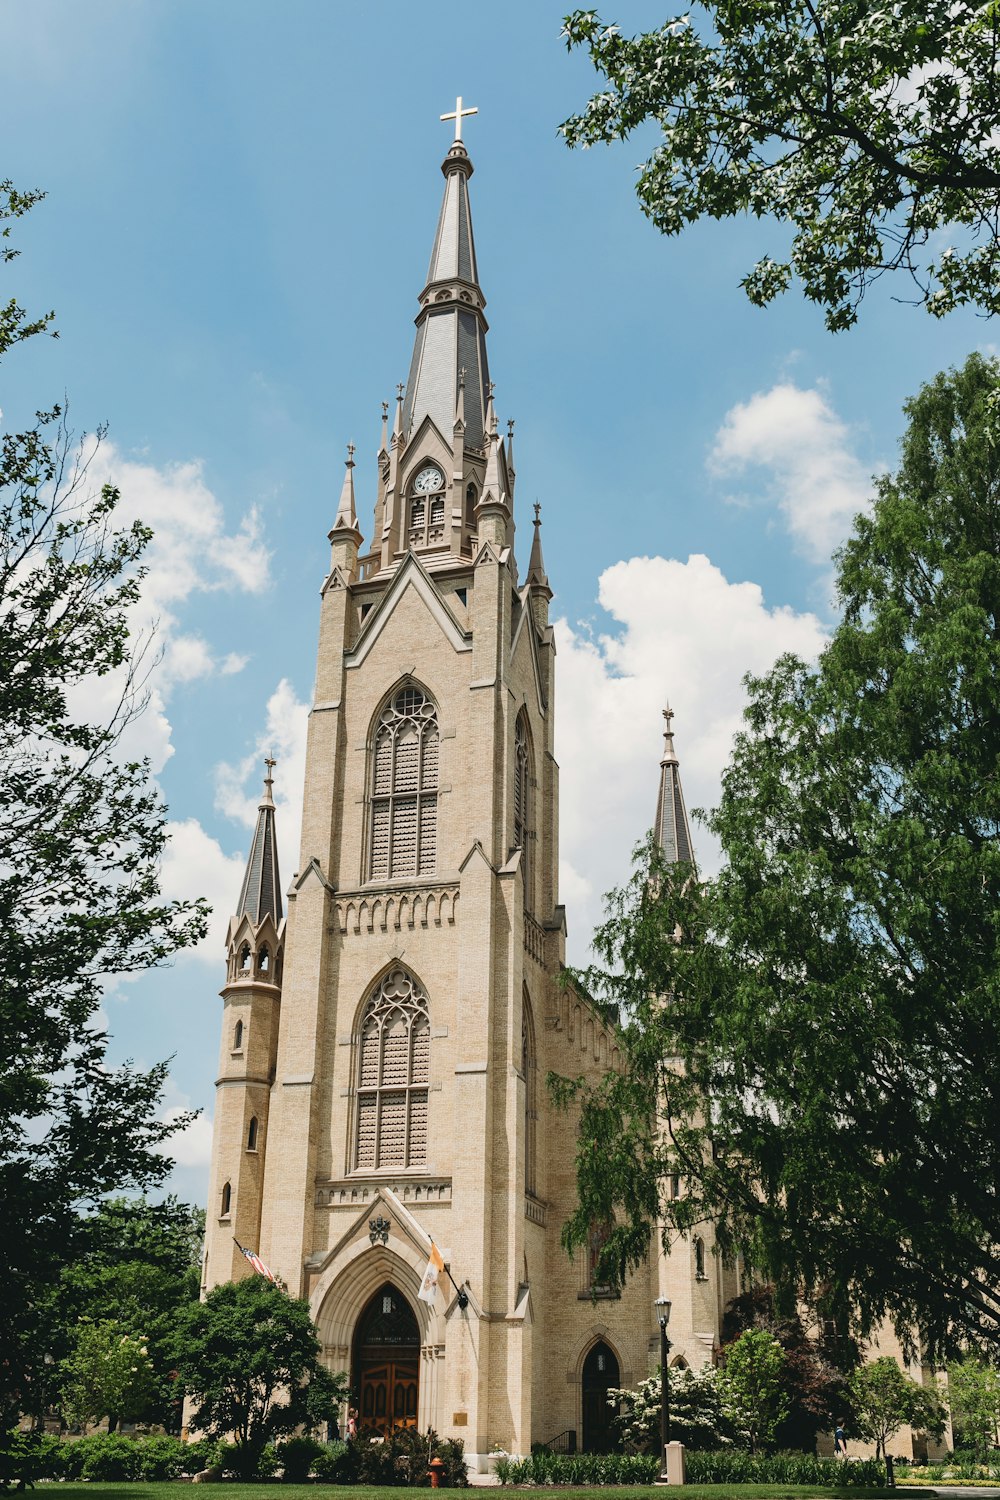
top-left (201, 115), bottom-right (741, 1467)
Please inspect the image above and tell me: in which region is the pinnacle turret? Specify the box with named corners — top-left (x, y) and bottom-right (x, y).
top-left (236, 757), bottom-right (283, 925)
top-left (526, 502), bottom-right (551, 593)
top-left (330, 443), bottom-right (362, 542)
top-left (654, 708), bottom-right (695, 867)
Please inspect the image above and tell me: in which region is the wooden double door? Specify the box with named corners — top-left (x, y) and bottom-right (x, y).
top-left (353, 1283), bottom-right (420, 1434)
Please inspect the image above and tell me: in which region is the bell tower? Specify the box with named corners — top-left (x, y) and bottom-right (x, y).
top-left (205, 108), bottom-right (660, 1466)
top-left (203, 760), bottom-right (284, 1291)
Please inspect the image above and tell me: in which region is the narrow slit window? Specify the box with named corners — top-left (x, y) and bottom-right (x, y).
top-left (221, 1181), bottom-right (231, 1216)
top-left (247, 1116), bottom-right (259, 1151)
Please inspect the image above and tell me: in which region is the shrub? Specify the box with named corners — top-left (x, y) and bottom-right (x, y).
top-left (279, 1434), bottom-right (322, 1482)
top-left (494, 1446), bottom-right (888, 1487)
top-left (351, 1425), bottom-right (469, 1487)
top-left (312, 1438), bottom-right (358, 1483)
top-left (77, 1432), bottom-right (143, 1481)
top-left (134, 1434), bottom-right (186, 1480)
top-left (0, 1430), bottom-right (64, 1486)
top-left (181, 1435), bottom-right (223, 1473)
top-left (610, 1364), bottom-right (731, 1453)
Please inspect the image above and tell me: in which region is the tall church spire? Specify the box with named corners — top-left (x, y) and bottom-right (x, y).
top-left (401, 123), bottom-right (490, 452)
top-left (654, 708), bottom-right (695, 867)
top-left (236, 757), bottom-right (283, 924)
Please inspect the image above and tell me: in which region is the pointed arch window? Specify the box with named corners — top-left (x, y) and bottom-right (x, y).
top-left (694, 1236), bottom-right (707, 1280)
top-left (514, 713), bottom-right (533, 911)
top-left (233, 1019), bottom-right (244, 1051)
top-left (355, 969), bottom-right (430, 1170)
top-left (369, 686), bottom-right (439, 880)
top-left (220, 1181), bottom-right (231, 1217)
top-left (522, 989), bottom-right (537, 1197)
top-left (247, 1116), bottom-right (259, 1152)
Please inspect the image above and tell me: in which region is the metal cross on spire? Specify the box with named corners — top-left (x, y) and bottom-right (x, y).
top-left (440, 95), bottom-right (478, 141)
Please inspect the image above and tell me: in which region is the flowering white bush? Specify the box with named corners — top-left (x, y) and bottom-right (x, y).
top-left (609, 1364), bottom-right (732, 1453)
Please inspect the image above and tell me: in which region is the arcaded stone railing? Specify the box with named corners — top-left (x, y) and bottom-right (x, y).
top-left (524, 1194), bottom-right (547, 1227)
top-left (523, 912), bottom-right (545, 965)
top-left (334, 883), bottom-right (460, 936)
top-left (316, 1176), bottom-right (452, 1208)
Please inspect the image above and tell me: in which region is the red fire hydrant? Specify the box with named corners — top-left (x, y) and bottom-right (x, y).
top-left (428, 1455), bottom-right (445, 1488)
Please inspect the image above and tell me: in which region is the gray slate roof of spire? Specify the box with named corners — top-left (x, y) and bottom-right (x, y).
top-left (236, 773), bottom-right (282, 925)
top-left (654, 710), bottom-right (695, 868)
top-left (402, 141), bottom-right (491, 452)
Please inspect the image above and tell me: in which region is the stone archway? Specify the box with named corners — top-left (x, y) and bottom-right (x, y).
top-left (581, 1340), bottom-right (621, 1454)
top-left (352, 1282), bottom-right (420, 1433)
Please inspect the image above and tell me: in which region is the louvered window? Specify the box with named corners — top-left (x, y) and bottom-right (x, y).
top-left (354, 969), bottom-right (430, 1170)
top-left (368, 686), bottom-right (439, 880)
top-left (514, 714), bottom-right (533, 911)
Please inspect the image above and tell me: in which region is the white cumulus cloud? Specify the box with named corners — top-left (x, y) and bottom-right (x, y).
top-left (555, 553), bottom-right (828, 962)
top-left (158, 817), bottom-right (247, 961)
top-left (214, 677), bottom-right (310, 893)
top-left (709, 382), bottom-right (872, 565)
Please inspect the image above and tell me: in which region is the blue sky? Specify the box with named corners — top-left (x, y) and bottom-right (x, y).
top-left (3, 1), bottom-right (991, 1205)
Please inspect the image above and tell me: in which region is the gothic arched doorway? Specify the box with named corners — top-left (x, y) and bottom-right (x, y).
top-left (581, 1341), bottom-right (620, 1453)
top-left (352, 1283), bottom-right (420, 1434)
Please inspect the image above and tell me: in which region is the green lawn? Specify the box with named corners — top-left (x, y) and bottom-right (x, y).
top-left (30, 1486), bottom-right (936, 1499)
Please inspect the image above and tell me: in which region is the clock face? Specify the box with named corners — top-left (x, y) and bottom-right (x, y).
top-left (413, 464), bottom-right (444, 494)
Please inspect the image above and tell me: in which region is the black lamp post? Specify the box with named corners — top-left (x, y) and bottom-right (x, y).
top-left (655, 1297), bottom-right (672, 1481)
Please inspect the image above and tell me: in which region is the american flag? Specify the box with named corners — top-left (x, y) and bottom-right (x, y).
top-left (235, 1239), bottom-right (277, 1283)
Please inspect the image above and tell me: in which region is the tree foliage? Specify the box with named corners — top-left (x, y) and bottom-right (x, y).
top-left (719, 1330), bottom-right (789, 1455)
top-left (175, 1278), bottom-right (348, 1480)
top-left (36, 1198), bottom-right (204, 1431)
top-left (0, 179), bottom-right (207, 1430)
top-left (60, 1322), bottom-right (155, 1434)
top-left (721, 1285), bottom-right (853, 1452)
top-left (946, 1358), bottom-right (1000, 1464)
top-left (561, 4), bottom-right (1000, 329)
top-left (847, 1357), bottom-right (946, 1459)
top-left (555, 353), bottom-right (1000, 1360)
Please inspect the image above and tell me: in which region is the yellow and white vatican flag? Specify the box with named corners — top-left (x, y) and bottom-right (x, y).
top-left (417, 1240), bottom-right (445, 1305)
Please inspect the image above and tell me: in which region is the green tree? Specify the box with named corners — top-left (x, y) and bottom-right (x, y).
top-left (848, 1357), bottom-right (946, 1460)
top-left (721, 1286), bottom-right (853, 1453)
top-left (555, 352), bottom-right (1000, 1359)
top-left (719, 1330), bottom-right (789, 1455)
top-left (0, 179), bottom-right (206, 1436)
top-left (39, 1198), bottom-right (204, 1431)
top-left (175, 1278), bottom-right (348, 1480)
top-left (561, 4), bottom-right (1000, 329)
top-left (60, 1321), bottom-right (155, 1433)
top-left (947, 1358), bottom-right (1000, 1465)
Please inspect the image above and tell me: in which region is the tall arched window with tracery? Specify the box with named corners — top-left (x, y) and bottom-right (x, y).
top-left (522, 988), bottom-right (537, 1197)
top-left (369, 685), bottom-right (439, 880)
top-left (513, 713), bottom-right (533, 911)
top-left (355, 969), bottom-right (430, 1170)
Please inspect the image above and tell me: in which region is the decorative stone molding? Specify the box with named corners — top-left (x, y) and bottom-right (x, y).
top-left (523, 912), bottom-right (545, 965)
top-left (524, 1195), bottom-right (547, 1227)
top-left (317, 1176), bottom-right (452, 1208)
top-left (334, 883), bottom-right (459, 935)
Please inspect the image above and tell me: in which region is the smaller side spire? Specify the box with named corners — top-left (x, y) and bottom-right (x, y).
top-left (654, 707), bottom-right (695, 867)
top-left (236, 756), bottom-right (283, 925)
top-left (331, 442), bottom-right (362, 540)
top-left (526, 501), bottom-right (550, 592)
top-left (379, 400), bottom-right (389, 459)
